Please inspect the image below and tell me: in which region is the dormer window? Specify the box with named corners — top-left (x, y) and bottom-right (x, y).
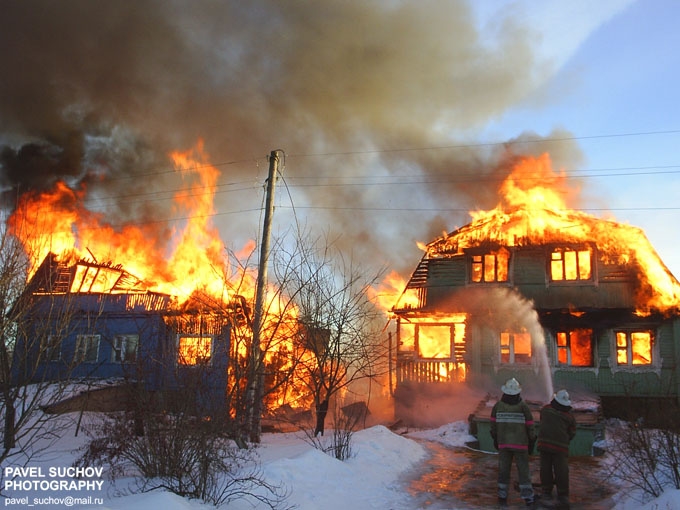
top-left (471, 248), bottom-right (509, 283)
top-left (550, 246), bottom-right (593, 282)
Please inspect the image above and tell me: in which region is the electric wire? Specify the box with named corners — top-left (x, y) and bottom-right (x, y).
top-left (13, 128), bottom-right (680, 229)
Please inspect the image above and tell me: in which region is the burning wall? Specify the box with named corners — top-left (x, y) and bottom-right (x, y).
top-left (389, 153), bottom-right (680, 425)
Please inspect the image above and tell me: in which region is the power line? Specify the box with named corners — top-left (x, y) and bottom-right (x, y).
top-left (276, 205), bottom-right (680, 213)
top-left (284, 129), bottom-right (680, 158)
top-left (75, 163), bottom-right (680, 209)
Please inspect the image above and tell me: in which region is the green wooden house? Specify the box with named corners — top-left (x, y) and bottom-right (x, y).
top-left (391, 206), bottom-right (680, 453)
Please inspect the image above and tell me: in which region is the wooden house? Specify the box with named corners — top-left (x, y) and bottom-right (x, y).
top-left (11, 253), bottom-right (232, 416)
top-left (391, 206), bottom-right (680, 449)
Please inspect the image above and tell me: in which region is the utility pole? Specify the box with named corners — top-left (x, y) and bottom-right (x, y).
top-left (246, 149), bottom-right (281, 443)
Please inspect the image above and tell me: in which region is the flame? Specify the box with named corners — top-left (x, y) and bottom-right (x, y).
top-left (374, 153), bottom-right (680, 375)
top-left (423, 153), bottom-right (680, 313)
top-left (369, 270), bottom-right (421, 313)
top-left (7, 140), bottom-right (314, 412)
top-left (8, 140), bottom-right (246, 305)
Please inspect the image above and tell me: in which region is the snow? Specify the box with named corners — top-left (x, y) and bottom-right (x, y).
top-left (3, 414), bottom-right (680, 509)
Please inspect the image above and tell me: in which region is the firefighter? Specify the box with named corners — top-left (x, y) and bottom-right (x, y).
top-left (537, 389), bottom-right (576, 508)
top-left (490, 378), bottom-right (536, 508)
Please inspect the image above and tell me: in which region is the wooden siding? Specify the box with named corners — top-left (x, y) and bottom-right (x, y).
top-left (418, 246), bottom-right (639, 311)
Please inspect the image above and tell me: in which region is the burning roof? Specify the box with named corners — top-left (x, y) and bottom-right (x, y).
top-left (393, 153), bottom-right (680, 315)
top-left (30, 252), bottom-right (150, 295)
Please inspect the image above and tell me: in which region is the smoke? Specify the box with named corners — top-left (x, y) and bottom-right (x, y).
top-left (0, 0), bottom-right (585, 274)
top-left (444, 287), bottom-right (553, 402)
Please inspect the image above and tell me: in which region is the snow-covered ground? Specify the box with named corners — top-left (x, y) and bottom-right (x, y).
top-left (3, 411), bottom-right (680, 510)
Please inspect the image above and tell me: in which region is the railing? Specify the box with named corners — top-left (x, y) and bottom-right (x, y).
top-left (396, 359), bottom-right (464, 383)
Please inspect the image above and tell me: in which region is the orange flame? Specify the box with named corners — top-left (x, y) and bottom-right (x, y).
top-left (368, 270), bottom-right (420, 314)
top-left (375, 152), bottom-right (680, 367)
top-left (7, 141), bottom-right (246, 305)
top-left (423, 153), bottom-right (680, 313)
top-left (7, 141), bottom-right (312, 411)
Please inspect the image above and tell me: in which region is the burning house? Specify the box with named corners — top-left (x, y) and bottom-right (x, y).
top-left (4, 145), bottom-right (318, 424)
top-left (4, 146), bottom-right (253, 418)
top-left (391, 154), bottom-right (680, 453)
top-left (11, 252), bottom-right (233, 416)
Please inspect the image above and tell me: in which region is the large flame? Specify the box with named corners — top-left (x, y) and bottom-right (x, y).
top-left (6, 141), bottom-right (315, 411)
top-left (423, 153), bottom-right (680, 313)
top-left (379, 153), bottom-right (680, 372)
top-left (8, 141), bottom-right (244, 304)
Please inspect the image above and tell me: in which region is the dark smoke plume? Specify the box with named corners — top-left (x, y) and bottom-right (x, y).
top-left (0, 1), bottom-right (584, 275)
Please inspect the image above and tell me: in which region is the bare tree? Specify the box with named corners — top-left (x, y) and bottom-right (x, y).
top-left (272, 232), bottom-right (387, 438)
top-left (605, 418), bottom-right (680, 504)
top-left (222, 230), bottom-right (388, 444)
top-left (0, 219), bottom-right (80, 489)
top-left (76, 362), bottom-right (291, 509)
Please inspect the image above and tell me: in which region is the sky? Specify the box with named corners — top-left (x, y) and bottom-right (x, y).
top-left (1, 0), bottom-right (679, 290)
top-left (474, 0), bottom-right (680, 277)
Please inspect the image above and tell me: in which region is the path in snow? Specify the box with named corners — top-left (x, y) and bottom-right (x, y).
top-left (402, 440), bottom-right (617, 509)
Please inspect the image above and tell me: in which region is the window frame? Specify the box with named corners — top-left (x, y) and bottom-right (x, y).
top-left (177, 335), bottom-right (214, 366)
top-left (549, 245), bottom-right (594, 283)
top-left (555, 328), bottom-right (594, 367)
top-left (73, 334), bottom-right (101, 364)
top-left (41, 334), bottom-right (62, 362)
top-left (112, 334), bottom-right (139, 363)
top-left (499, 330), bottom-right (532, 365)
top-left (614, 329), bottom-right (654, 367)
top-left (469, 248), bottom-right (510, 284)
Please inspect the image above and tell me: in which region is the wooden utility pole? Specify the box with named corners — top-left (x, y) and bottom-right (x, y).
top-left (246, 149), bottom-right (281, 443)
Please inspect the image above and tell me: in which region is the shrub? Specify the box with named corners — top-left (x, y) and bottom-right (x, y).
top-left (76, 410), bottom-right (290, 508)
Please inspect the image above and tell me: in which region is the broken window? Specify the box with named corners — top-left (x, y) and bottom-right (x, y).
top-left (471, 249), bottom-right (509, 283)
top-left (556, 329), bottom-right (593, 367)
top-left (41, 334), bottom-right (62, 361)
top-left (73, 334), bottom-right (100, 363)
top-left (398, 322), bottom-right (416, 352)
top-left (616, 330), bottom-right (653, 366)
top-left (113, 334), bottom-right (139, 363)
top-left (500, 330), bottom-right (532, 364)
top-left (178, 335), bottom-right (213, 365)
top-left (550, 247), bottom-right (592, 282)
top-left (417, 325), bottom-right (452, 359)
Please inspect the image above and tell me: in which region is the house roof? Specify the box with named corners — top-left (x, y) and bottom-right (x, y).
top-left (28, 252), bottom-right (158, 295)
top-left (397, 208), bottom-right (680, 313)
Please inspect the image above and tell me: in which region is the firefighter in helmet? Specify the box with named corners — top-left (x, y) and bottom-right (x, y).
top-left (490, 377), bottom-right (537, 507)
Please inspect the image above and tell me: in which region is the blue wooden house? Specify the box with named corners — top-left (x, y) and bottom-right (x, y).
top-left (12, 253), bottom-right (232, 416)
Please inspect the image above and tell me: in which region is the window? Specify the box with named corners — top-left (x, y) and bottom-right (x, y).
top-left (178, 336), bottom-right (213, 365)
top-left (500, 330), bottom-right (532, 364)
top-left (113, 335), bottom-right (139, 363)
top-left (556, 329), bottom-right (593, 367)
top-left (41, 335), bottom-right (62, 361)
top-left (417, 325), bottom-right (452, 359)
top-left (74, 335), bottom-right (100, 363)
top-left (616, 331), bottom-right (653, 366)
top-left (550, 247), bottom-right (592, 281)
top-left (471, 249), bottom-right (509, 283)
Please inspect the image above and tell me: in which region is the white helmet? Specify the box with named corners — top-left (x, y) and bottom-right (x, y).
top-left (554, 389), bottom-right (571, 406)
top-left (501, 378), bottom-right (522, 395)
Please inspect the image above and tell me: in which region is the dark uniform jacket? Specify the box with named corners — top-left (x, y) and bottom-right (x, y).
top-left (490, 393), bottom-right (536, 451)
top-left (537, 399), bottom-right (576, 455)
